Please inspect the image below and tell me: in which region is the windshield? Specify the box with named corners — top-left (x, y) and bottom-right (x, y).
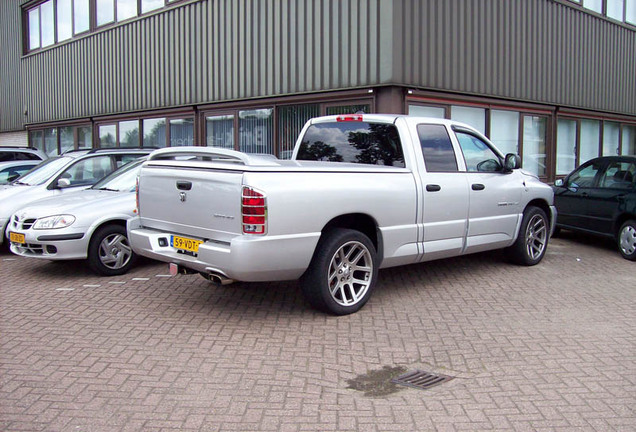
top-left (12, 156), bottom-right (73, 186)
top-left (91, 158), bottom-right (145, 192)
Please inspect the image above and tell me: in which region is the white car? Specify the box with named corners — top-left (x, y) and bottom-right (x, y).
top-left (8, 158), bottom-right (145, 276)
top-left (0, 148), bottom-right (151, 247)
top-left (0, 160), bottom-right (41, 184)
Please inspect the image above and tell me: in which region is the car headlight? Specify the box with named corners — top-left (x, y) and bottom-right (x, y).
top-left (33, 215), bottom-right (76, 230)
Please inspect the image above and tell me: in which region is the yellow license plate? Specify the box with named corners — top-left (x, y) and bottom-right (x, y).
top-left (9, 232), bottom-right (25, 244)
top-left (171, 235), bottom-right (203, 253)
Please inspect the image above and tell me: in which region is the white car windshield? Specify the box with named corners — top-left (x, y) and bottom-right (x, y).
top-left (12, 157), bottom-right (73, 186)
top-left (91, 159), bottom-right (145, 192)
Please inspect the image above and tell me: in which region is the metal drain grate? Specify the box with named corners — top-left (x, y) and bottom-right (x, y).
top-left (391, 370), bottom-right (454, 391)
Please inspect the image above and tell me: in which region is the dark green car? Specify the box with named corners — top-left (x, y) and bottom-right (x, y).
top-left (553, 156), bottom-right (636, 260)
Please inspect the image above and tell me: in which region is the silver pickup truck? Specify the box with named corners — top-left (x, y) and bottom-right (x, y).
top-left (128, 114), bottom-right (556, 315)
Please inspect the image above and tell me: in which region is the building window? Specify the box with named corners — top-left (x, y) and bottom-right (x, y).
top-left (96, 0), bottom-right (115, 26)
top-left (571, 0), bottom-right (636, 25)
top-left (628, 0), bottom-right (636, 23)
top-left (239, 109), bottom-right (273, 154)
top-left (579, 120), bottom-right (601, 164)
top-left (408, 105), bottom-right (446, 119)
top-left (450, 106), bottom-right (486, 135)
top-left (278, 104), bottom-right (320, 159)
top-left (98, 115), bottom-right (191, 148)
top-left (522, 116), bottom-right (548, 178)
top-left (169, 118), bottom-right (194, 146)
top-left (603, 121), bottom-right (620, 156)
top-left (490, 110), bottom-right (520, 156)
top-left (143, 118), bottom-right (167, 147)
top-left (206, 114), bottom-right (235, 149)
top-left (623, 125), bottom-right (636, 155)
top-left (557, 119), bottom-right (577, 175)
top-left (25, 0), bottom-right (185, 52)
top-left (583, 0), bottom-right (603, 13)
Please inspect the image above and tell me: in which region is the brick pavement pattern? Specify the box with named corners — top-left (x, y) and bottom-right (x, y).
top-left (1, 233), bottom-right (635, 431)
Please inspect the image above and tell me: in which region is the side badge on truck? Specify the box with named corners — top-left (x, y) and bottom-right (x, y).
top-left (179, 192), bottom-right (187, 202)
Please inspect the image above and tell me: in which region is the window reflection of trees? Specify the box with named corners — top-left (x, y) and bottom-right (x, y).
top-left (297, 123), bottom-right (404, 167)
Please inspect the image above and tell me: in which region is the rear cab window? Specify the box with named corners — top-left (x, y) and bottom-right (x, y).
top-left (296, 121), bottom-right (405, 167)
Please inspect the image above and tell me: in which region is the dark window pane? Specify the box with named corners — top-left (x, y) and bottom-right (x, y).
top-left (78, 126), bottom-right (92, 148)
top-left (567, 161), bottom-right (602, 188)
top-left (60, 126), bottom-right (74, 154)
top-left (297, 121), bottom-right (405, 167)
top-left (600, 162), bottom-right (634, 189)
top-left (239, 109), bottom-right (273, 153)
top-left (30, 130), bottom-right (44, 153)
top-left (43, 128), bottom-right (58, 156)
top-left (170, 118), bottom-right (194, 146)
top-left (119, 120), bottom-right (140, 147)
top-left (326, 104), bottom-right (370, 116)
top-left (143, 118), bottom-right (167, 147)
top-left (278, 104), bottom-right (319, 159)
top-left (418, 124), bottom-right (458, 172)
top-left (99, 124), bottom-right (117, 148)
top-left (206, 115), bottom-right (234, 149)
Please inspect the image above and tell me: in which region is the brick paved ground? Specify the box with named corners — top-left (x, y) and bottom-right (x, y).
top-left (1, 233), bottom-right (634, 431)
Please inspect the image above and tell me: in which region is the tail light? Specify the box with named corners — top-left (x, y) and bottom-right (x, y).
top-left (242, 186), bottom-right (267, 235)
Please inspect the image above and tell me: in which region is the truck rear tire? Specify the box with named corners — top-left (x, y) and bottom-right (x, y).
top-left (507, 206), bottom-right (549, 266)
top-left (300, 228), bottom-right (378, 315)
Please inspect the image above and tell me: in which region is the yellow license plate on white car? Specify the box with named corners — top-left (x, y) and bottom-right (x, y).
top-left (171, 235), bottom-right (203, 253)
top-left (9, 232), bottom-right (25, 244)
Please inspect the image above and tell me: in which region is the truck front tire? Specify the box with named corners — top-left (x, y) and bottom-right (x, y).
top-left (300, 228), bottom-right (378, 315)
top-left (507, 206), bottom-right (549, 266)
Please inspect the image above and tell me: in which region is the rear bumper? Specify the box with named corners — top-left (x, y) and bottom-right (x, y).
top-left (128, 219), bottom-right (320, 282)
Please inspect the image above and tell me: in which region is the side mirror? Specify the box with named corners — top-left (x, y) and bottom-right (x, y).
top-left (554, 179), bottom-right (564, 187)
top-left (7, 173), bottom-right (20, 183)
top-left (57, 178), bottom-right (71, 188)
top-left (503, 153), bottom-right (521, 172)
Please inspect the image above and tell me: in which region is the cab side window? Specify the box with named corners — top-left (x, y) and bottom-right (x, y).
top-left (455, 131), bottom-right (502, 172)
top-left (417, 124), bottom-right (458, 172)
top-left (600, 162), bottom-right (635, 189)
top-left (62, 156), bottom-right (113, 185)
top-left (566, 162), bottom-right (602, 188)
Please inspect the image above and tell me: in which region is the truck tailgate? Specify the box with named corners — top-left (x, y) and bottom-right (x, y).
top-left (138, 164), bottom-right (243, 242)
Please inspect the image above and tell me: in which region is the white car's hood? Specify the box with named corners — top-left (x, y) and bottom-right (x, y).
top-left (13, 189), bottom-right (135, 220)
top-left (0, 184), bottom-right (42, 219)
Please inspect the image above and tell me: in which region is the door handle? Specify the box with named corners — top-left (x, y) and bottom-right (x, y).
top-left (472, 183), bottom-right (485, 191)
top-left (176, 181), bottom-right (192, 191)
top-left (426, 184), bottom-right (441, 192)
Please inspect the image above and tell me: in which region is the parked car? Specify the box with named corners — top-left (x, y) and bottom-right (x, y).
top-left (8, 158), bottom-right (146, 275)
top-left (0, 160), bottom-right (41, 184)
top-left (129, 114), bottom-right (556, 315)
top-left (0, 148), bottom-right (152, 247)
top-left (0, 146), bottom-right (47, 162)
top-left (553, 156), bottom-right (636, 260)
